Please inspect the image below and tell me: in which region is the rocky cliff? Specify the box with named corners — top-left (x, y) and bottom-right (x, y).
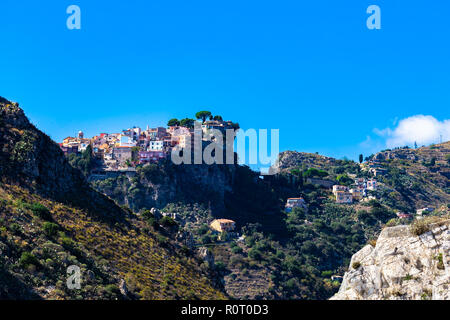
top-left (331, 220), bottom-right (450, 300)
top-left (91, 161), bottom-right (236, 215)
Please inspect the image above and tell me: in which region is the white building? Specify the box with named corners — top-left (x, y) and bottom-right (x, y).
top-left (367, 180), bottom-right (377, 191)
top-left (148, 140), bottom-right (164, 151)
top-left (285, 197), bottom-right (307, 212)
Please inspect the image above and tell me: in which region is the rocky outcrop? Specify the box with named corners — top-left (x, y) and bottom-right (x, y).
top-left (331, 222), bottom-right (450, 300)
top-left (270, 151), bottom-right (336, 174)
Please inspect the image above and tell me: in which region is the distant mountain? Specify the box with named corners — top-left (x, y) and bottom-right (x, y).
top-left (0, 97), bottom-right (224, 300)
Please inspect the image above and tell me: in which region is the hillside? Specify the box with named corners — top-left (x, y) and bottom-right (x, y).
top-left (365, 143), bottom-right (450, 211)
top-left (0, 97), bottom-right (225, 300)
top-left (274, 144), bottom-right (450, 213)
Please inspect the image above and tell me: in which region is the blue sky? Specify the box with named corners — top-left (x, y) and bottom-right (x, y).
top-left (1, 1), bottom-right (449, 168)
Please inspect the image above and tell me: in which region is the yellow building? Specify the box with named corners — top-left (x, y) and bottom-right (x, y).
top-left (210, 219), bottom-right (236, 233)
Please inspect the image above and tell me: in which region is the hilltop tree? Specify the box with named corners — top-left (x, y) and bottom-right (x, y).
top-left (180, 118), bottom-right (195, 129)
top-left (213, 115), bottom-right (223, 121)
top-left (230, 122), bottom-right (240, 130)
top-left (167, 118), bottom-right (180, 127)
top-left (195, 111), bottom-right (212, 123)
top-left (359, 154), bottom-right (363, 164)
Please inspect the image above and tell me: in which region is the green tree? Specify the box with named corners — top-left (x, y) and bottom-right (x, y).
top-left (213, 115), bottom-right (223, 121)
top-left (180, 118), bottom-right (195, 128)
top-left (195, 111), bottom-right (212, 123)
top-left (167, 118), bottom-right (180, 127)
top-left (359, 154), bottom-right (363, 164)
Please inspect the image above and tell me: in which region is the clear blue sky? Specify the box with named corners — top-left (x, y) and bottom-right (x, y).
top-left (1, 1), bottom-right (449, 167)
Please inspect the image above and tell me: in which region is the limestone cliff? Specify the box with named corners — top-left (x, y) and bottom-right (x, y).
top-left (331, 221), bottom-right (450, 300)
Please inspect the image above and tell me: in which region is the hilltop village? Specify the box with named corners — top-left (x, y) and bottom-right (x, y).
top-left (59, 112), bottom-right (238, 173)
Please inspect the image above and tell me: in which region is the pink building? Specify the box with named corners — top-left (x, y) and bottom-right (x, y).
top-left (138, 151), bottom-right (166, 164)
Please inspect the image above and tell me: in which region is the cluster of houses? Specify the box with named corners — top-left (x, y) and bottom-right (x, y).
top-left (362, 160), bottom-right (388, 177)
top-left (283, 178), bottom-right (378, 211)
top-left (332, 178), bottom-right (377, 204)
top-left (59, 119), bottom-right (235, 171)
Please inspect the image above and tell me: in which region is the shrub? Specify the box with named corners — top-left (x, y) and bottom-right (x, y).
top-left (42, 222), bottom-right (59, 237)
top-left (104, 284), bottom-right (121, 298)
top-left (141, 210), bottom-right (154, 220)
top-left (19, 252), bottom-right (39, 268)
top-left (9, 223), bottom-right (21, 234)
top-left (214, 261), bottom-right (226, 273)
top-left (156, 234), bottom-right (169, 246)
top-left (248, 248), bottom-right (263, 261)
top-left (30, 203), bottom-right (52, 221)
top-left (231, 246), bottom-right (243, 254)
top-left (435, 253), bottom-right (444, 270)
top-left (352, 261), bottom-right (361, 269)
top-left (160, 216), bottom-right (177, 228)
top-left (403, 274), bottom-right (413, 281)
top-left (410, 220), bottom-right (430, 236)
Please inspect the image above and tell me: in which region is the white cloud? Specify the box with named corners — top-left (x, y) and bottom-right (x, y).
top-left (375, 115), bottom-right (450, 148)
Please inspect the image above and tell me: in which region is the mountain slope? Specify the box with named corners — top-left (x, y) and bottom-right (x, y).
top-left (0, 97), bottom-right (225, 300)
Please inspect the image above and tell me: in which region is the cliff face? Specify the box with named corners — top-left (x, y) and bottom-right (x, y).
top-left (331, 221), bottom-right (450, 300)
top-left (91, 161), bottom-right (236, 214)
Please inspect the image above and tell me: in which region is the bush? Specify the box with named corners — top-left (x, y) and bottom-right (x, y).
top-left (231, 246), bottom-right (243, 254)
top-left (30, 203), bottom-right (52, 221)
top-left (9, 223), bottom-right (21, 234)
top-left (352, 261), bottom-right (361, 269)
top-left (19, 252), bottom-right (39, 268)
top-left (160, 216), bottom-right (177, 228)
top-left (410, 220), bottom-right (430, 236)
top-left (43, 222), bottom-right (59, 237)
top-left (215, 261), bottom-right (226, 272)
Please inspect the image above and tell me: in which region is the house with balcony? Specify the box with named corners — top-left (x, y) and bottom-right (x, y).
top-left (335, 191), bottom-right (353, 204)
top-left (332, 185), bottom-right (349, 196)
top-left (349, 188), bottom-right (364, 201)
